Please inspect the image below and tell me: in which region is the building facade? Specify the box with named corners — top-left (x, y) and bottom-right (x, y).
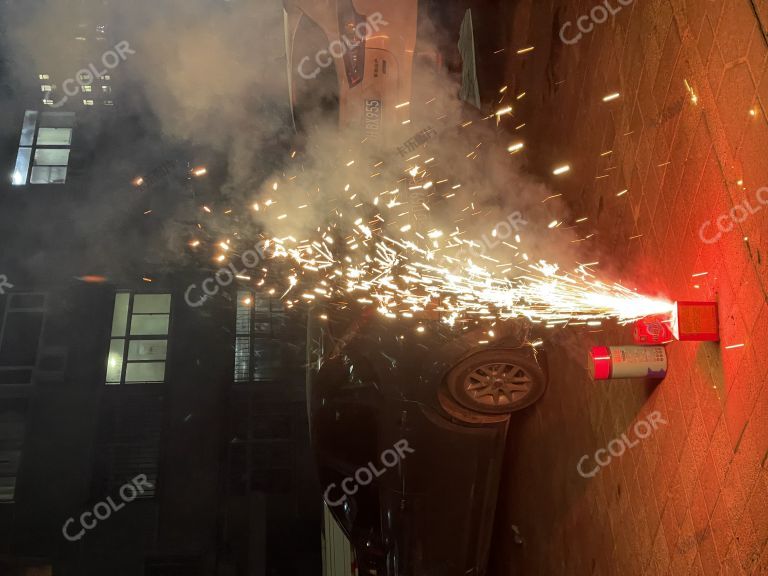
top-left (0, 106), bottom-right (321, 576)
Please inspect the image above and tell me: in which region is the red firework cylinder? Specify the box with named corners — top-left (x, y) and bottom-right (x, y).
top-left (634, 315), bottom-right (674, 345)
top-left (672, 301), bottom-right (719, 341)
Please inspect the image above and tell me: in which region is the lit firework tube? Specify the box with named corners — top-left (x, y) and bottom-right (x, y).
top-left (672, 301), bottom-right (719, 342)
top-left (589, 346), bottom-right (668, 381)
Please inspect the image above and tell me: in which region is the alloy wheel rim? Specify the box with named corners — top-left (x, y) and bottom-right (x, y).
top-left (464, 362), bottom-right (533, 407)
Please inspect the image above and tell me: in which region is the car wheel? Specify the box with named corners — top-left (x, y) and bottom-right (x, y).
top-left (445, 349), bottom-right (546, 414)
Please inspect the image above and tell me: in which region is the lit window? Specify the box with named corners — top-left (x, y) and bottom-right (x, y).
top-left (101, 85), bottom-right (111, 94)
top-left (31, 148), bottom-right (69, 184)
top-left (19, 110), bottom-right (37, 146)
top-left (81, 85), bottom-right (92, 93)
top-left (11, 110), bottom-right (74, 185)
top-left (39, 74), bottom-right (50, 80)
top-left (40, 84), bottom-right (52, 92)
top-left (101, 75), bottom-right (111, 80)
top-left (36, 127), bottom-right (72, 146)
top-left (103, 100), bottom-right (114, 106)
top-left (78, 72), bottom-right (89, 81)
top-left (29, 166), bottom-right (67, 184)
top-left (12, 148), bottom-right (32, 185)
top-left (83, 99), bottom-right (94, 106)
top-left (34, 148), bottom-right (69, 165)
top-left (106, 293), bottom-right (171, 385)
top-left (42, 98), bottom-right (54, 106)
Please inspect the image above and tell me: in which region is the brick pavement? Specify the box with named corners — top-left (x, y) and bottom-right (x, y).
top-left (484, 0), bottom-right (768, 574)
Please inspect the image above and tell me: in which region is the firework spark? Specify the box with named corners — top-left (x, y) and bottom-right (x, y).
top-left (189, 102), bottom-right (672, 329)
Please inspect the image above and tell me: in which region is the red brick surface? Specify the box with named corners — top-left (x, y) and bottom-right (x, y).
top-left (487, 0), bottom-right (768, 574)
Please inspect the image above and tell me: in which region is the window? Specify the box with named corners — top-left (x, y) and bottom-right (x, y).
top-left (83, 99), bottom-right (94, 106)
top-left (34, 148), bottom-right (69, 165)
top-left (106, 293), bottom-right (171, 385)
top-left (12, 111), bottom-right (74, 186)
top-left (12, 148), bottom-right (32, 186)
top-left (0, 294), bottom-right (45, 386)
top-left (81, 85), bottom-right (92, 93)
top-left (0, 399), bottom-right (28, 502)
top-left (36, 127), bottom-right (72, 146)
top-left (103, 100), bottom-right (114, 106)
top-left (94, 392), bottom-right (161, 497)
top-left (30, 166), bottom-right (67, 184)
top-left (227, 393), bottom-right (294, 495)
top-left (234, 291), bottom-right (287, 382)
top-left (40, 84), bottom-right (52, 92)
top-left (38, 74), bottom-right (50, 80)
top-left (101, 85), bottom-right (112, 94)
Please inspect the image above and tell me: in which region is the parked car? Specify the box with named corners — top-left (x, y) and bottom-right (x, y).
top-left (283, 0), bottom-right (418, 145)
top-left (307, 307), bottom-right (547, 575)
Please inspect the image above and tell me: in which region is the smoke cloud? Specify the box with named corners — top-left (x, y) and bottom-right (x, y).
top-left (0, 0), bottom-right (580, 288)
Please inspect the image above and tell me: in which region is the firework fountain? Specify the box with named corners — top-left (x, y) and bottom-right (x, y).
top-left (187, 112), bottom-right (673, 332)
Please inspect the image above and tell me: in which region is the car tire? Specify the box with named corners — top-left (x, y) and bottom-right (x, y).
top-left (445, 349), bottom-right (546, 414)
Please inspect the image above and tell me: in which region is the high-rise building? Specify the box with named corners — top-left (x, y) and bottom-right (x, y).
top-left (0, 84), bottom-right (320, 576)
top-left (35, 0), bottom-right (117, 110)
top-left (0, 0), bottom-right (322, 571)
top-left (9, 0), bottom-right (125, 187)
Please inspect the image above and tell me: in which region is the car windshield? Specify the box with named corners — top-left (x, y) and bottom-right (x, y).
top-left (287, 9), bottom-right (340, 132)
